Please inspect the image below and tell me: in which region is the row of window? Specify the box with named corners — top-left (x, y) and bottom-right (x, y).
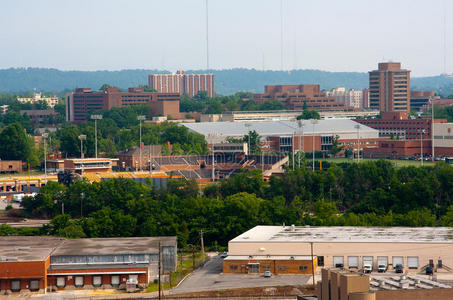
top-left (228, 264), bottom-right (308, 272)
top-left (55, 274), bottom-right (132, 288)
top-left (332, 255), bottom-right (419, 269)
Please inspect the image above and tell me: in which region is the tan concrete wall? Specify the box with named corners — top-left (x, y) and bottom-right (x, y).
top-left (349, 292), bottom-right (376, 300)
top-left (340, 274), bottom-right (369, 300)
top-left (228, 241), bottom-right (453, 272)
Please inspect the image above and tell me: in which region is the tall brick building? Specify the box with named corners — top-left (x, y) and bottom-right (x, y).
top-left (253, 84), bottom-right (350, 111)
top-left (148, 70), bottom-right (215, 98)
top-left (66, 87), bottom-right (180, 123)
top-left (369, 62), bottom-right (411, 113)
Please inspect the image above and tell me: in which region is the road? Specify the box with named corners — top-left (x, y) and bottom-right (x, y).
top-left (171, 255), bottom-right (311, 294)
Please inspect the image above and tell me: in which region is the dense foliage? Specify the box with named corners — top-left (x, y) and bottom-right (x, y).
top-left (15, 161), bottom-right (453, 246)
top-left (2, 68), bottom-right (453, 96)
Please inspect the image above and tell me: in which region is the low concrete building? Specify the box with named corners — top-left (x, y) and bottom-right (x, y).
top-left (0, 236), bottom-right (177, 294)
top-left (223, 255), bottom-right (316, 275)
top-left (0, 160), bottom-right (22, 173)
top-left (227, 226), bottom-right (453, 274)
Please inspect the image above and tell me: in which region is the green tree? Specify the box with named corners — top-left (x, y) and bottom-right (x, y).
top-left (243, 130), bottom-right (261, 153)
top-left (0, 122), bottom-right (34, 161)
top-left (57, 125), bottom-right (81, 157)
top-left (297, 110), bottom-right (320, 120)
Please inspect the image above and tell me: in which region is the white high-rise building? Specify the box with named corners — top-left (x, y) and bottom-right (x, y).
top-left (327, 87), bottom-right (363, 109)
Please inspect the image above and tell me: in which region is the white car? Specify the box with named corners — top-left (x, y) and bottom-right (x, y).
top-left (220, 252), bottom-right (228, 258)
top-left (264, 271), bottom-right (272, 277)
top-left (363, 264), bottom-right (372, 273)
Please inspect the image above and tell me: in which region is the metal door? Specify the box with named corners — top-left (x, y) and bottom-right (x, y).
top-left (75, 276), bottom-right (84, 287)
top-left (377, 256), bottom-right (388, 267)
top-left (111, 275), bottom-right (120, 286)
top-left (29, 280), bottom-right (39, 291)
top-left (363, 256), bottom-right (374, 268)
top-left (348, 256), bottom-right (359, 268)
top-left (56, 277), bottom-right (65, 287)
top-left (392, 256), bottom-right (404, 267)
top-left (333, 256), bottom-right (344, 267)
top-left (407, 257), bottom-right (419, 269)
top-left (93, 276), bottom-right (102, 287)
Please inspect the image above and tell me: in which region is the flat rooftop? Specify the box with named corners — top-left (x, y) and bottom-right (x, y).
top-left (230, 226), bottom-right (453, 244)
top-left (224, 255), bottom-right (315, 261)
top-left (0, 236), bottom-right (64, 261)
top-left (53, 236), bottom-right (177, 256)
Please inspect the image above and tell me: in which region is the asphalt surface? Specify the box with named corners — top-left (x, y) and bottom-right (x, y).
top-left (170, 255), bottom-right (311, 294)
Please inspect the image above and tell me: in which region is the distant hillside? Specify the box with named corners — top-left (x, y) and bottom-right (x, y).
top-left (1, 67), bottom-right (452, 96)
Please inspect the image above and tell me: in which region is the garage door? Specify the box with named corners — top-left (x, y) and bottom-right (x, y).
top-left (377, 256), bottom-right (388, 266)
top-left (11, 280), bottom-right (20, 291)
top-left (348, 256), bottom-right (359, 268)
top-left (29, 280), bottom-right (39, 291)
top-left (93, 276), bottom-right (102, 287)
top-left (407, 257), bottom-right (419, 269)
top-left (333, 256), bottom-right (344, 267)
top-left (363, 256), bottom-right (373, 268)
top-left (392, 256), bottom-right (404, 267)
top-left (111, 275), bottom-right (120, 286)
top-left (75, 276), bottom-right (84, 287)
top-left (56, 277), bottom-right (65, 288)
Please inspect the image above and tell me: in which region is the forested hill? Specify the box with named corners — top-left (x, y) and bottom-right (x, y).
top-left (1, 67), bottom-right (453, 96)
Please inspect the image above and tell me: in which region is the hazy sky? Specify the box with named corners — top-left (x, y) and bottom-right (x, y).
top-left (0, 0), bottom-right (450, 76)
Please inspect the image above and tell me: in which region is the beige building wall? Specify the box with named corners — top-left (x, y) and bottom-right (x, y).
top-left (228, 241), bottom-right (453, 272)
top-left (434, 123), bottom-right (453, 148)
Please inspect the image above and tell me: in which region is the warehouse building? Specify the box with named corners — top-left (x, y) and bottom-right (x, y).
top-left (225, 226), bottom-right (453, 274)
top-left (0, 236), bottom-right (177, 294)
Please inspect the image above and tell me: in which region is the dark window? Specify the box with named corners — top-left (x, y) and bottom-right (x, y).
top-left (262, 265), bottom-right (271, 271)
top-left (229, 265), bottom-right (238, 270)
top-left (299, 266), bottom-right (308, 271)
top-left (318, 256), bottom-right (325, 266)
top-left (278, 266), bottom-right (286, 271)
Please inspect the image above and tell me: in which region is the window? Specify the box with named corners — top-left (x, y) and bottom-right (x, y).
top-left (11, 280), bottom-right (20, 292)
top-left (92, 276), bottom-right (102, 287)
top-left (278, 266), bottom-right (286, 271)
top-left (229, 265), bottom-right (238, 270)
top-left (262, 265), bottom-right (271, 271)
top-left (111, 275), bottom-right (120, 287)
top-left (56, 277), bottom-right (65, 288)
top-left (74, 276), bottom-right (84, 287)
top-left (299, 266), bottom-right (308, 271)
top-left (29, 280), bottom-right (39, 291)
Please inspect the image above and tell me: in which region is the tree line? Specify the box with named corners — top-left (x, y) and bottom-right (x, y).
top-left (7, 160), bottom-right (453, 247)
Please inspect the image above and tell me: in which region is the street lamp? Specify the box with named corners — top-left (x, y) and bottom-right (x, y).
top-left (78, 135), bottom-right (86, 176)
top-left (298, 119), bottom-right (304, 168)
top-left (90, 114), bottom-right (103, 158)
top-left (137, 115), bottom-right (146, 171)
top-left (42, 133), bottom-right (48, 183)
top-left (311, 119), bottom-right (318, 171)
top-left (420, 129), bottom-right (425, 166)
top-left (354, 124), bottom-right (360, 163)
top-left (430, 97), bottom-right (435, 162)
top-left (244, 123), bottom-right (251, 155)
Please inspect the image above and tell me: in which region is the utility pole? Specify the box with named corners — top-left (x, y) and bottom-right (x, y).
top-left (200, 230), bottom-right (205, 259)
top-left (421, 129), bottom-right (425, 166)
top-left (311, 119), bottom-right (318, 171)
top-left (431, 98), bottom-right (435, 162)
top-left (137, 116), bottom-right (146, 171)
top-left (78, 135), bottom-right (86, 177)
top-left (245, 123), bottom-right (251, 155)
top-left (158, 241), bottom-right (161, 300)
top-left (292, 132), bottom-right (295, 170)
top-left (42, 133), bottom-right (48, 183)
top-left (354, 124), bottom-right (360, 163)
top-left (311, 242), bottom-right (315, 287)
top-left (298, 120), bottom-right (304, 168)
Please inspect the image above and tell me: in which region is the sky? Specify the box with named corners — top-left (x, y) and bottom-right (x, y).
top-left (0, 0), bottom-right (451, 76)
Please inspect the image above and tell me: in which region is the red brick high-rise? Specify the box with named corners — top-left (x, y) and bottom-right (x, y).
top-left (148, 70), bottom-right (215, 98)
top-left (253, 84), bottom-right (350, 111)
top-left (66, 87), bottom-right (180, 123)
top-left (369, 62), bottom-right (411, 113)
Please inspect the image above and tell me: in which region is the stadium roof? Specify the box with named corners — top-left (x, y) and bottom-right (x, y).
top-left (230, 226), bottom-right (453, 244)
top-left (181, 119), bottom-right (378, 137)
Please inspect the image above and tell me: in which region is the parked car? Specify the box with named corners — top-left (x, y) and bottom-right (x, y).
top-left (220, 252), bottom-right (228, 258)
top-left (395, 264), bottom-right (404, 273)
top-left (264, 271), bottom-right (272, 277)
top-left (378, 264), bottom-right (387, 273)
top-left (426, 266), bottom-right (433, 275)
top-left (363, 264), bottom-right (372, 273)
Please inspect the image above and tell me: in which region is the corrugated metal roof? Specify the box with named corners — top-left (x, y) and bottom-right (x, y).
top-left (182, 119), bottom-right (378, 137)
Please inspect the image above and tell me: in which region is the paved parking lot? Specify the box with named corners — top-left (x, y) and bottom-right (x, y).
top-left (171, 255), bottom-right (311, 294)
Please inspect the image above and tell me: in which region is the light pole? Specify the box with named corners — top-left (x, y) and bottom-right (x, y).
top-left (431, 98), bottom-right (435, 162)
top-left (91, 114), bottom-right (103, 158)
top-left (137, 115), bottom-right (146, 171)
top-left (298, 119), bottom-right (304, 168)
top-left (292, 131), bottom-right (295, 170)
top-left (245, 123), bottom-right (251, 155)
top-left (42, 133), bottom-right (48, 183)
top-left (78, 135), bottom-right (86, 176)
top-left (420, 129), bottom-right (425, 166)
top-left (354, 124), bottom-right (360, 163)
top-left (311, 119), bottom-right (318, 171)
